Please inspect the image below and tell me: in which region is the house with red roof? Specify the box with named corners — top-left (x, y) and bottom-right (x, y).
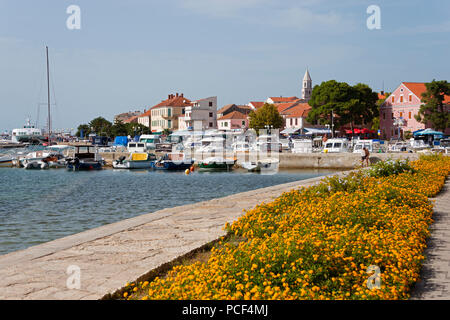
top-left (217, 111), bottom-right (249, 131)
top-left (380, 82), bottom-right (450, 140)
top-left (283, 103), bottom-right (312, 129)
top-left (137, 93), bottom-right (192, 132)
top-left (248, 101), bottom-right (265, 110)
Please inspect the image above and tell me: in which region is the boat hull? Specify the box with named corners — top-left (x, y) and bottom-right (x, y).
top-left (113, 160), bottom-right (154, 169)
top-left (151, 160), bottom-right (193, 170)
top-left (67, 161), bottom-right (103, 171)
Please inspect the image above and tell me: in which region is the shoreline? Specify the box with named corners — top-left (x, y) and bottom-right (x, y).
top-left (0, 172), bottom-right (347, 299)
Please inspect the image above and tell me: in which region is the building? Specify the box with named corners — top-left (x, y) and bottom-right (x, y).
top-left (266, 96), bottom-right (300, 104)
top-left (114, 110), bottom-right (143, 123)
top-left (379, 82), bottom-right (450, 140)
top-left (248, 101), bottom-right (265, 110)
top-left (217, 104), bottom-right (253, 118)
top-left (137, 109), bottom-right (151, 128)
top-left (283, 103), bottom-right (312, 129)
top-left (149, 93), bottom-right (192, 132)
top-left (178, 96), bottom-right (218, 131)
top-left (302, 69), bottom-right (312, 101)
top-left (217, 111), bottom-right (249, 131)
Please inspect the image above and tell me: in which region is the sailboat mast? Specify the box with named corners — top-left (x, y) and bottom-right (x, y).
top-left (46, 46), bottom-right (51, 145)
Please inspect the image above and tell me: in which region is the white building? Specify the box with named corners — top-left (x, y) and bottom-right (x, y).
top-left (302, 68), bottom-right (312, 101)
top-left (178, 96), bottom-right (217, 131)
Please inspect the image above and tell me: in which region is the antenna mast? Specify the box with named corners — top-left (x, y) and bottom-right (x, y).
top-left (46, 46), bottom-right (51, 145)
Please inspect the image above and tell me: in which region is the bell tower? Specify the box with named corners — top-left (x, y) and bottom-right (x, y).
top-left (302, 68), bottom-right (312, 100)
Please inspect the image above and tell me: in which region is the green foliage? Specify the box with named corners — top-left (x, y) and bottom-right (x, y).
top-left (307, 81), bottom-right (378, 131)
top-left (89, 117), bottom-right (112, 136)
top-left (248, 103), bottom-right (284, 131)
top-left (415, 80), bottom-right (450, 131)
top-left (404, 131), bottom-right (412, 140)
top-left (366, 159), bottom-right (416, 178)
top-left (76, 124), bottom-right (90, 138)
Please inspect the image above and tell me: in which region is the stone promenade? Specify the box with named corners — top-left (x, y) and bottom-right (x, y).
top-left (411, 178), bottom-right (450, 299)
top-left (0, 173), bottom-right (335, 300)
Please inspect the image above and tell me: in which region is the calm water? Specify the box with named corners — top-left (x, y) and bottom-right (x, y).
top-left (0, 167), bottom-right (336, 255)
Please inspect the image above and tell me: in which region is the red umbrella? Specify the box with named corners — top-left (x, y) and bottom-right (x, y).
top-left (353, 128), bottom-right (361, 134)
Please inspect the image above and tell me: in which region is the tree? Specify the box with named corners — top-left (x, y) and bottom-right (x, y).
top-left (307, 80), bottom-right (354, 130)
top-left (89, 117), bottom-right (112, 136)
top-left (125, 123), bottom-right (151, 137)
top-left (76, 124), bottom-right (90, 138)
top-left (248, 103), bottom-right (284, 132)
top-left (415, 80), bottom-right (450, 132)
top-left (307, 80), bottom-right (379, 132)
top-left (110, 119), bottom-right (128, 137)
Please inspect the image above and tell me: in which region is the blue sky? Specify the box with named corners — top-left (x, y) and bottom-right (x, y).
top-left (0, 0), bottom-right (449, 131)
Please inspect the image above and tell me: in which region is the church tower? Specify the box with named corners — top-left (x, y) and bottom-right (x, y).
top-left (302, 68), bottom-right (312, 101)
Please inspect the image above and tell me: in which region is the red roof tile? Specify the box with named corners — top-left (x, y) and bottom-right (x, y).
top-left (269, 96), bottom-right (299, 103)
top-left (217, 111), bottom-right (247, 120)
top-left (285, 103), bottom-right (311, 118)
top-left (249, 101), bottom-right (265, 109)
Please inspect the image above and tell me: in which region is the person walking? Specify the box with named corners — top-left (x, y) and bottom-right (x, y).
top-left (360, 147), bottom-right (370, 167)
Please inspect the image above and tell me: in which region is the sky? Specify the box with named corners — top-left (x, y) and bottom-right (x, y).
top-left (0, 0), bottom-right (449, 132)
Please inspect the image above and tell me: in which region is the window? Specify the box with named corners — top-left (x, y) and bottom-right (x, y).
top-left (400, 112), bottom-right (403, 118)
top-left (409, 95), bottom-right (412, 102)
top-left (209, 102), bottom-right (213, 107)
top-left (209, 122), bottom-right (213, 127)
top-left (168, 120), bottom-right (172, 128)
top-left (242, 121), bottom-right (245, 126)
top-left (209, 112), bottom-right (213, 117)
top-left (168, 108), bottom-right (171, 117)
top-left (409, 112), bottom-right (412, 119)
top-left (392, 96), bottom-right (395, 103)
top-left (400, 96), bottom-right (403, 103)
top-left (295, 118), bottom-right (298, 126)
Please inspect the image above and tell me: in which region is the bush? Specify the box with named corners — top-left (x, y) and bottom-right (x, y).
top-left (366, 159), bottom-right (416, 178)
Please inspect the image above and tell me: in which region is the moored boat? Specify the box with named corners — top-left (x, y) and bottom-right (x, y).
top-left (198, 157), bottom-right (236, 171)
top-left (66, 145), bottom-right (104, 171)
top-left (113, 152), bottom-right (156, 169)
top-left (151, 152), bottom-right (194, 170)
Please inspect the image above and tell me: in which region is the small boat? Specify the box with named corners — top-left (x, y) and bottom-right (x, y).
top-left (198, 157), bottom-right (236, 171)
top-left (151, 152), bottom-right (194, 170)
top-left (241, 158), bottom-right (279, 172)
top-left (113, 152), bottom-right (156, 169)
top-left (66, 145), bottom-right (104, 171)
top-left (0, 155), bottom-right (14, 167)
top-left (23, 159), bottom-right (49, 169)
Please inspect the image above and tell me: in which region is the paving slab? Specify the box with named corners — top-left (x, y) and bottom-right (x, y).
top-left (411, 179), bottom-right (450, 300)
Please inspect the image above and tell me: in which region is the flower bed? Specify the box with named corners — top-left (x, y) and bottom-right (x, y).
top-left (123, 155), bottom-right (450, 300)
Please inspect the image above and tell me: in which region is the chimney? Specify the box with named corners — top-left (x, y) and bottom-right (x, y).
top-left (176, 93), bottom-right (179, 97)
top-left (181, 93), bottom-right (184, 97)
top-left (381, 90), bottom-right (384, 95)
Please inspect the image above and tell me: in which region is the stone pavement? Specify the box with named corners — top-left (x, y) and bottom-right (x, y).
top-left (0, 173), bottom-right (338, 300)
top-left (411, 179), bottom-right (450, 299)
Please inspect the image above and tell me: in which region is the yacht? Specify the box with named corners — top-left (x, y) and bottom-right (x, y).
top-left (11, 119), bottom-right (44, 143)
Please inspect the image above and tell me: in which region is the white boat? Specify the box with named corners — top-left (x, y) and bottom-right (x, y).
top-left (242, 158), bottom-right (279, 172)
top-left (322, 138), bottom-right (351, 153)
top-left (291, 139), bottom-right (313, 153)
top-left (353, 140), bottom-right (384, 154)
top-left (11, 119), bottom-right (44, 143)
top-left (112, 153), bottom-right (156, 169)
top-left (198, 156), bottom-right (236, 170)
top-left (24, 159), bottom-right (49, 169)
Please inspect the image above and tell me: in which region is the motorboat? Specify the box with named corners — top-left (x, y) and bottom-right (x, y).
top-left (0, 155), bottom-right (14, 167)
top-left (291, 139), bottom-right (313, 153)
top-left (353, 140), bottom-right (384, 154)
top-left (66, 145), bottom-right (104, 171)
top-left (198, 157), bottom-right (236, 171)
top-left (322, 138), bottom-right (351, 153)
top-left (151, 152), bottom-right (194, 170)
top-left (113, 152), bottom-right (156, 169)
top-left (241, 158), bottom-right (279, 172)
top-left (11, 119), bottom-right (44, 143)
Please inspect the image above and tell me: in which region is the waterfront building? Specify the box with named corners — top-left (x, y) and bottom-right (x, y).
top-left (217, 104), bottom-right (253, 119)
top-left (178, 96), bottom-right (217, 131)
top-left (379, 82), bottom-right (450, 140)
top-left (137, 109), bottom-right (151, 128)
top-left (217, 111), bottom-right (249, 131)
top-left (149, 93), bottom-right (192, 132)
top-left (283, 103), bottom-right (312, 130)
top-left (247, 101), bottom-right (265, 110)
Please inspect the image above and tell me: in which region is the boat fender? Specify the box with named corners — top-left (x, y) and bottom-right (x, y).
top-left (185, 169), bottom-right (190, 175)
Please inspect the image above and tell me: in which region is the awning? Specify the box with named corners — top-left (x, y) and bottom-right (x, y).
top-left (413, 128), bottom-right (444, 137)
top-left (303, 128), bottom-right (332, 135)
top-left (281, 127), bottom-right (302, 134)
